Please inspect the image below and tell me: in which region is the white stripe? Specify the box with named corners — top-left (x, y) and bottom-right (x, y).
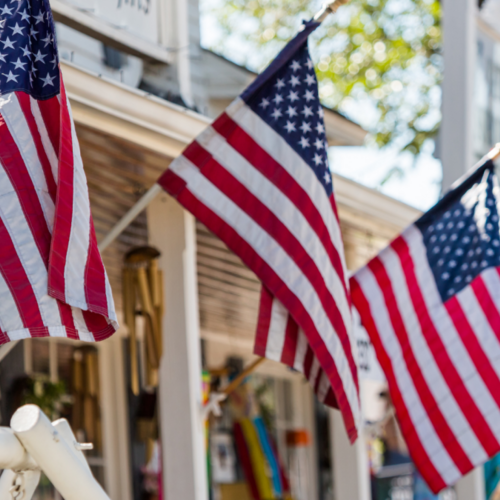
top-left (197, 127), bottom-right (351, 331)
top-left (0, 163), bottom-right (62, 329)
top-left (30, 97), bottom-right (58, 184)
top-left (171, 154), bottom-right (360, 425)
top-left (317, 371), bottom-right (331, 403)
top-left (265, 297), bottom-right (288, 361)
top-left (105, 275), bottom-right (118, 323)
top-left (226, 99), bottom-right (348, 288)
top-left (481, 267), bottom-right (500, 323)
top-left (63, 97), bottom-right (91, 309)
top-left (380, 245), bottom-right (487, 465)
top-left (1, 93), bottom-right (55, 232)
top-left (294, 328), bottom-right (308, 372)
top-left (0, 270), bottom-right (24, 334)
top-left (71, 308), bottom-right (95, 342)
top-left (404, 227), bottom-right (500, 446)
top-left (355, 264), bottom-right (460, 485)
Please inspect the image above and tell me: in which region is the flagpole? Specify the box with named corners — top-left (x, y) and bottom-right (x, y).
top-left (314, 0), bottom-right (351, 22)
top-left (98, 0), bottom-right (350, 253)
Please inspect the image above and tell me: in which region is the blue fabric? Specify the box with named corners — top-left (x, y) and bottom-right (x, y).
top-left (0, 0), bottom-right (60, 100)
top-left (414, 470), bottom-right (440, 500)
top-left (415, 161), bottom-right (500, 301)
top-left (253, 417), bottom-right (283, 496)
top-left (485, 454), bottom-right (500, 499)
top-left (240, 21), bottom-right (332, 197)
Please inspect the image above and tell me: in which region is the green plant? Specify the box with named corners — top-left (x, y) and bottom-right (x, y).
top-left (202, 0), bottom-right (442, 155)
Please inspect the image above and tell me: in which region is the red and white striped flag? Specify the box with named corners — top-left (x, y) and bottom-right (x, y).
top-left (0, 0), bottom-right (117, 344)
top-left (159, 21), bottom-right (360, 441)
top-left (351, 160), bottom-right (500, 492)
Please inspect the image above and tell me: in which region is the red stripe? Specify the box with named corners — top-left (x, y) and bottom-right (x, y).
top-left (0, 111), bottom-right (52, 266)
top-left (324, 388), bottom-right (339, 409)
top-left (393, 237), bottom-right (500, 457)
top-left (368, 255), bottom-right (472, 474)
top-left (37, 90), bottom-right (61, 160)
top-left (350, 276), bottom-right (445, 493)
top-left (84, 217), bottom-right (109, 316)
top-left (58, 303), bottom-right (79, 340)
top-left (161, 169), bottom-right (358, 442)
top-left (0, 216), bottom-right (46, 329)
top-left (48, 85), bottom-right (73, 302)
top-left (16, 93), bottom-right (57, 202)
top-left (181, 141), bottom-right (358, 393)
top-left (254, 286), bottom-right (274, 357)
top-left (472, 273), bottom-right (500, 344)
top-left (82, 310), bottom-right (114, 341)
top-left (281, 314), bottom-right (299, 367)
top-left (212, 114), bottom-right (350, 306)
top-left (303, 346), bottom-right (314, 380)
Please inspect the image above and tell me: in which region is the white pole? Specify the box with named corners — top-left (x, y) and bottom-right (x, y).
top-left (440, 0), bottom-right (477, 190)
top-left (0, 427), bottom-right (35, 470)
top-left (11, 405), bottom-right (111, 500)
top-left (98, 183), bottom-right (162, 252)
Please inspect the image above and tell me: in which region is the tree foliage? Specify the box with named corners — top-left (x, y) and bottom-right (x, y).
top-left (203, 0), bottom-right (442, 154)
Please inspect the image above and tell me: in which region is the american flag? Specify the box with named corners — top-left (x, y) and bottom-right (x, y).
top-left (159, 21), bottom-right (360, 442)
top-left (351, 160), bottom-right (500, 492)
top-left (0, 0), bottom-right (117, 343)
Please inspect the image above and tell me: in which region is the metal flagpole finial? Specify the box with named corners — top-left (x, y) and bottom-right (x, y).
top-left (314, 0), bottom-right (350, 23)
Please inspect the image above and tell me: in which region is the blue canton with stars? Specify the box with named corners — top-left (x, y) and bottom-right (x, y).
top-left (241, 22), bottom-right (332, 197)
top-left (0, 0), bottom-right (59, 100)
top-left (416, 161), bottom-right (500, 302)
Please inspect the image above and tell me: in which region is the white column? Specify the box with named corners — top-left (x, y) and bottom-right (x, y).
top-left (440, 0), bottom-right (477, 190)
top-left (158, 0), bottom-right (194, 107)
top-left (455, 468), bottom-right (485, 500)
top-left (148, 193), bottom-right (208, 500)
top-left (98, 329), bottom-right (133, 500)
top-left (330, 410), bottom-right (371, 500)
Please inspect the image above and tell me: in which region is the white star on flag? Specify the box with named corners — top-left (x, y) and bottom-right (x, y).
top-left (305, 73), bottom-right (315, 85)
top-left (299, 136), bottom-right (310, 148)
top-left (2, 38), bottom-right (15, 50)
top-left (284, 120), bottom-right (296, 133)
top-left (41, 73), bottom-right (56, 87)
top-left (2, 70), bottom-right (18, 82)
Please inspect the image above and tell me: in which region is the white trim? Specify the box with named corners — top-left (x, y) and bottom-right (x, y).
top-left (51, 0), bottom-right (173, 64)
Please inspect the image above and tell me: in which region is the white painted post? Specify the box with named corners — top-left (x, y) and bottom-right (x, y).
top-left (330, 410), bottom-right (371, 500)
top-left (98, 333), bottom-right (133, 500)
top-left (10, 405), bottom-right (110, 500)
top-left (455, 468), bottom-right (486, 500)
top-left (147, 193), bottom-right (208, 500)
top-left (440, 0), bottom-right (477, 190)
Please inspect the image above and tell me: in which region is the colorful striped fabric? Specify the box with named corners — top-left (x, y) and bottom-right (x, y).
top-left (253, 417), bottom-right (283, 497)
top-left (241, 418), bottom-right (274, 500)
top-left (0, 0), bottom-right (117, 343)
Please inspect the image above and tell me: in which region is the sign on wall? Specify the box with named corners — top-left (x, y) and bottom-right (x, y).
top-left (353, 307), bottom-right (386, 382)
top-left (61, 0), bottom-right (159, 44)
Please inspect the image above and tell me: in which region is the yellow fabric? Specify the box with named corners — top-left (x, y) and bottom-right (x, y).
top-left (240, 418), bottom-right (274, 499)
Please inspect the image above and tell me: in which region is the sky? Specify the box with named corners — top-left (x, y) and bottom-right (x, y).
top-left (200, 0), bottom-right (443, 212)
